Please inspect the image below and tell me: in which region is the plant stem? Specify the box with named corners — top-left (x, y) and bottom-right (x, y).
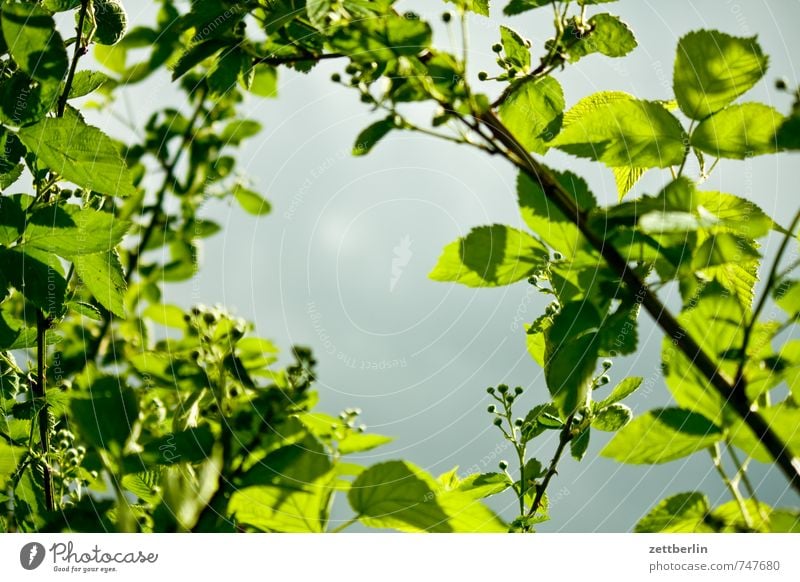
top-left (709, 443), bottom-right (753, 529)
top-left (735, 205), bottom-right (800, 390)
top-left (474, 109), bottom-right (800, 493)
top-left (527, 413), bottom-right (575, 520)
top-left (330, 516), bottom-right (359, 533)
top-left (33, 311), bottom-right (54, 512)
top-left (727, 443), bottom-right (770, 524)
top-left (57, 0), bottom-right (91, 117)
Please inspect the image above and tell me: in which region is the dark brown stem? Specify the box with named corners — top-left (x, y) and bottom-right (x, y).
top-left (57, 0), bottom-right (90, 117)
top-left (528, 414), bottom-right (575, 520)
top-left (476, 109), bottom-right (800, 493)
top-left (33, 311), bottom-right (54, 512)
top-left (252, 53), bottom-right (344, 66)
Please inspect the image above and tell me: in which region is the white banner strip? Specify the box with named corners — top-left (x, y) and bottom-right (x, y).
top-left (1, 534), bottom-right (798, 581)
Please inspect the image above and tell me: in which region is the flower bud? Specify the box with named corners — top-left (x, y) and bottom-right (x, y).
top-left (598, 374), bottom-right (610, 385)
top-left (478, 71), bottom-right (488, 81)
top-left (499, 460), bottom-right (509, 470)
top-left (487, 405), bottom-right (496, 413)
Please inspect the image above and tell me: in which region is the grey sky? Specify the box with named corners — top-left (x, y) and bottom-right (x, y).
top-left (97, 0), bottom-right (800, 531)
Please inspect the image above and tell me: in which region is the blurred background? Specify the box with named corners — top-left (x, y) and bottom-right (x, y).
top-left (87, 0), bottom-right (800, 531)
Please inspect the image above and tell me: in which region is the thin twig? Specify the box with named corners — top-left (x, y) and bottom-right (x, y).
top-left (527, 414), bottom-right (575, 520)
top-left (32, 311), bottom-right (54, 512)
top-left (57, 0), bottom-right (91, 117)
top-left (709, 443), bottom-right (753, 529)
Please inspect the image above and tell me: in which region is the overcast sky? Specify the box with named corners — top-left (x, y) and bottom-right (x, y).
top-left (97, 0), bottom-right (800, 531)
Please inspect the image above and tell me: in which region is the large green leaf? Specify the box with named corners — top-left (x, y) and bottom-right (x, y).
top-left (429, 224), bottom-right (547, 287)
top-left (0, 441), bottom-right (25, 482)
top-left (544, 301), bottom-right (602, 417)
top-left (70, 377), bottom-right (139, 452)
top-left (551, 92), bottom-right (686, 168)
top-left (635, 492), bottom-right (714, 533)
top-left (328, 14), bottom-right (432, 63)
top-left (673, 30), bottom-right (767, 120)
top-left (499, 25), bottom-right (530, 71)
top-left (517, 170), bottom-right (596, 257)
top-left (0, 247), bottom-right (66, 314)
top-left (17, 115), bottom-right (137, 197)
top-left (349, 461), bottom-right (505, 532)
top-left (72, 250), bottom-right (127, 317)
top-left (499, 76), bottom-right (563, 154)
top-left (691, 103), bottom-right (783, 159)
top-left (22, 205), bottom-right (130, 258)
top-left (1, 3), bottom-right (68, 85)
top-left (601, 408), bottom-right (722, 464)
top-left (566, 13), bottom-right (637, 62)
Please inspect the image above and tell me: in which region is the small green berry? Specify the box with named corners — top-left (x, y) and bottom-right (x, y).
top-left (487, 387), bottom-right (495, 394)
top-left (331, 73), bottom-right (342, 83)
top-left (552, 251), bottom-right (564, 261)
top-left (505, 394), bottom-right (515, 404)
top-left (497, 384), bottom-right (509, 394)
top-left (478, 71), bottom-right (488, 81)
top-left (602, 359), bottom-right (613, 369)
top-left (492, 43), bottom-right (503, 53)
top-left (487, 405), bottom-right (496, 413)
top-left (514, 418), bottom-right (524, 427)
top-left (442, 12), bottom-right (452, 23)
top-left (508, 68), bottom-right (517, 78)
top-left (598, 374), bottom-right (611, 385)
top-left (776, 77), bottom-right (789, 91)
top-left (514, 386), bottom-right (523, 395)
top-left (493, 417), bottom-right (503, 427)
top-left (499, 460), bottom-right (509, 471)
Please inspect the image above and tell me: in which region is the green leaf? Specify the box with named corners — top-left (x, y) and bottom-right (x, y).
top-left (220, 120), bottom-right (262, 145)
top-left (233, 185), bottom-right (271, 216)
top-left (0, 247), bottom-right (66, 314)
top-left (429, 224), bottom-right (548, 287)
top-left (552, 92), bottom-right (686, 168)
top-left (777, 114), bottom-right (800, 150)
top-left (673, 30), bottom-right (768, 120)
top-left (498, 76), bottom-right (563, 154)
top-left (68, 70), bottom-right (111, 99)
top-left (544, 301), bottom-right (602, 417)
top-left (517, 170), bottom-right (596, 257)
top-left (207, 47), bottom-right (249, 95)
top-left (635, 492), bottom-right (714, 533)
top-left (247, 64), bottom-right (278, 98)
top-left (691, 103), bottom-right (783, 159)
top-left (445, 0), bottom-right (490, 16)
top-left (0, 70), bottom-right (60, 125)
top-left (329, 14), bottom-right (432, 63)
top-left (138, 426), bottom-right (215, 466)
top-left (72, 250), bottom-right (127, 317)
top-left (143, 304), bottom-right (187, 329)
top-left (694, 190), bottom-right (774, 239)
top-left (23, 205), bottom-right (130, 257)
top-left (338, 433), bottom-right (393, 455)
top-left (612, 166), bottom-right (645, 200)
top-left (601, 408), bottom-right (722, 464)
top-left (17, 115), bottom-right (137, 197)
top-left (499, 26), bottom-right (530, 71)
top-left (566, 13), bottom-right (637, 62)
top-left (42, 1), bottom-right (82, 12)
top-left (521, 403), bottom-right (563, 442)
top-left (306, 0), bottom-right (333, 27)
top-left (570, 428), bottom-right (590, 460)
top-left (593, 403), bottom-right (632, 431)
top-left (598, 376), bottom-right (643, 407)
top-left (691, 233), bottom-right (760, 307)
top-left (71, 377), bottom-right (139, 452)
top-left (504, 0), bottom-right (555, 15)
top-left (353, 117), bottom-right (395, 156)
top-left (0, 441), bottom-right (25, 482)
top-left (457, 472), bottom-right (513, 499)
top-left (350, 461), bottom-right (505, 532)
top-left (1, 2), bottom-right (68, 85)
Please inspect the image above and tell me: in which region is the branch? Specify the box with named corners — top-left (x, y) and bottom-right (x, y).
top-left (527, 413), bottom-right (575, 521)
top-left (57, 0), bottom-right (91, 117)
top-left (32, 311), bottom-right (54, 512)
top-left (475, 109), bottom-right (800, 493)
top-left (252, 52), bottom-right (344, 66)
